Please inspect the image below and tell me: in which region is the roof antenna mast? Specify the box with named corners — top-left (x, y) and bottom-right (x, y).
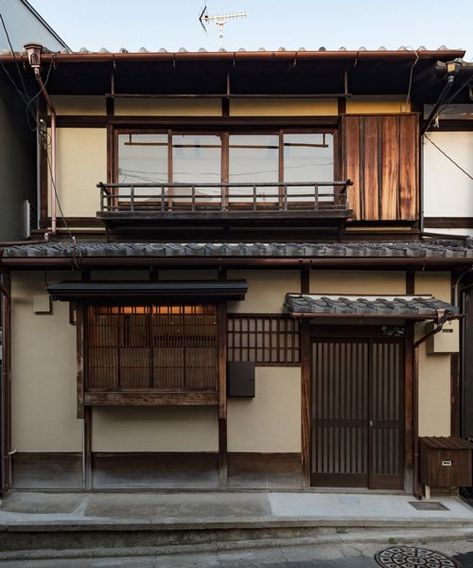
top-left (199, 5), bottom-right (246, 49)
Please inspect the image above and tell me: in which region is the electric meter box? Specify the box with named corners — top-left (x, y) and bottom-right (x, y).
top-left (426, 320), bottom-right (459, 354)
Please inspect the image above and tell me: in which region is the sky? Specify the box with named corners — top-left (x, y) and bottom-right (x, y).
top-left (26, 0), bottom-right (473, 58)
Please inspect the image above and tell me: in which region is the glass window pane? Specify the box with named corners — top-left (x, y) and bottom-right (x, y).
top-left (284, 133), bottom-right (334, 202)
top-left (118, 134), bottom-right (168, 184)
top-left (229, 134), bottom-right (279, 204)
top-left (118, 133), bottom-right (168, 202)
top-left (172, 134), bottom-right (221, 202)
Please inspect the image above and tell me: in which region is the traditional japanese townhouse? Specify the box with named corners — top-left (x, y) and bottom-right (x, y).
top-left (1, 45), bottom-right (472, 496)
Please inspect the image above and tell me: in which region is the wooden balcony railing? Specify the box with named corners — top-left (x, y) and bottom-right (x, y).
top-left (97, 181), bottom-right (352, 218)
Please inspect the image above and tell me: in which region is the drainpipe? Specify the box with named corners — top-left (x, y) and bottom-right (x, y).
top-left (24, 44), bottom-right (57, 236)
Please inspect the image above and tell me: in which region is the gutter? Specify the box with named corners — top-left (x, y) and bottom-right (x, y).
top-left (0, 50), bottom-right (466, 65)
top-left (24, 44), bottom-right (57, 236)
top-left (2, 256), bottom-right (473, 269)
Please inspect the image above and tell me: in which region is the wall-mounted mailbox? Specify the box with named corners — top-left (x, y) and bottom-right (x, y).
top-left (426, 320), bottom-right (459, 354)
top-left (420, 436), bottom-right (473, 498)
top-left (227, 362), bottom-right (255, 398)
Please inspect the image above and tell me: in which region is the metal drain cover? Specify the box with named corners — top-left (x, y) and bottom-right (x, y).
top-left (375, 546), bottom-right (460, 567)
top-left (409, 501), bottom-right (449, 511)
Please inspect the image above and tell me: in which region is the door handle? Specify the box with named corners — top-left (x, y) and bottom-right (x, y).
top-left (369, 420), bottom-right (373, 427)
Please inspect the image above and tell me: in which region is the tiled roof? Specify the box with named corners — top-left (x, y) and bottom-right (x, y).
top-left (284, 294), bottom-right (459, 319)
top-left (2, 240), bottom-right (473, 259)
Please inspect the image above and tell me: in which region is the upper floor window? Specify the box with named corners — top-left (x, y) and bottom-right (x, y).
top-left (117, 131), bottom-right (334, 186)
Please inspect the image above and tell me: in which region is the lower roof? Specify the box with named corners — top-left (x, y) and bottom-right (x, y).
top-left (285, 294), bottom-right (459, 320)
top-left (2, 240), bottom-right (473, 259)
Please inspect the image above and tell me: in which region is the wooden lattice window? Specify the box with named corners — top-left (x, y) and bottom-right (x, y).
top-left (86, 305), bottom-right (218, 393)
top-left (227, 315), bottom-right (300, 366)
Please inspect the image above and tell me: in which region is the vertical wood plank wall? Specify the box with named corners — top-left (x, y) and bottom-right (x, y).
top-left (342, 114), bottom-right (419, 221)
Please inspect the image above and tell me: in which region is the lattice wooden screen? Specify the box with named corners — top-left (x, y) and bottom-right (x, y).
top-left (227, 315), bottom-right (300, 365)
top-left (86, 305), bottom-right (218, 392)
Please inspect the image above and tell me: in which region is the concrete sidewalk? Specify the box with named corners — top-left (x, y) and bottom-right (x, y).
top-left (1, 490), bottom-right (473, 529)
top-left (1, 491), bottom-right (473, 561)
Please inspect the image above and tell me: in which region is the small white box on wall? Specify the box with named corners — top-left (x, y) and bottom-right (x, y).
top-left (33, 294), bottom-right (52, 314)
top-left (426, 320), bottom-right (459, 354)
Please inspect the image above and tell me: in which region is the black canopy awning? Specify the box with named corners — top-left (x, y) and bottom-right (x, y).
top-left (48, 280), bottom-right (247, 302)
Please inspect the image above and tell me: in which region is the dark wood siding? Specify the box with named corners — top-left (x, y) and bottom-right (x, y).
top-left (341, 114), bottom-right (419, 221)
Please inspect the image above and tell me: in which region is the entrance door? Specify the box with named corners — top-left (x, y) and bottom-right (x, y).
top-left (311, 337), bottom-right (404, 489)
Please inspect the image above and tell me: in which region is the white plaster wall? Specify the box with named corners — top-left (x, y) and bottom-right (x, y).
top-left (423, 132), bottom-right (473, 217)
top-left (11, 272), bottom-right (82, 452)
top-left (227, 367), bottom-right (301, 452)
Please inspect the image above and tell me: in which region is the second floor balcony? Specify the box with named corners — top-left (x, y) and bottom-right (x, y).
top-left (97, 181), bottom-right (353, 228)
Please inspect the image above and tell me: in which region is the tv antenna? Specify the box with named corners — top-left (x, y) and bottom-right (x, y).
top-left (199, 6), bottom-right (246, 49)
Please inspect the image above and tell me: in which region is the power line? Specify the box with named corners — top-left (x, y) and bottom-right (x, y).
top-left (425, 134), bottom-right (473, 182)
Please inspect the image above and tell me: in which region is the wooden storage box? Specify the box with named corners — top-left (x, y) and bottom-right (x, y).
top-left (420, 437), bottom-right (473, 489)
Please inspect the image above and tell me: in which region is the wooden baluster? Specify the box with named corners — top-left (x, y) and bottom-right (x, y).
top-left (130, 185), bottom-right (135, 212)
top-left (253, 185), bottom-right (257, 211)
top-left (315, 185), bottom-right (318, 211)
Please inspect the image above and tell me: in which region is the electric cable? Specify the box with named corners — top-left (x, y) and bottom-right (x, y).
top-left (425, 134), bottom-right (473, 182)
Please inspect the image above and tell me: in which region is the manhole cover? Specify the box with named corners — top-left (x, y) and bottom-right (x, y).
top-left (375, 546), bottom-right (460, 567)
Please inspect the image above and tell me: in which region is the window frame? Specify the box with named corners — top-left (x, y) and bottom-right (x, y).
top-left (112, 127), bottom-right (338, 187)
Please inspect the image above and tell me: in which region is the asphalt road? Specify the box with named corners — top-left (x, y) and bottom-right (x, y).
top-left (3, 541), bottom-right (473, 567)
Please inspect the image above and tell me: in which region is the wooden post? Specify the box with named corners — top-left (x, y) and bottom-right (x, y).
top-left (217, 302), bottom-right (228, 486)
top-left (83, 406), bottom-right (92, 490)
top-left (404, 322), bottom-right (415, 494)
top-left (301, 319), bottom-right (311, 486)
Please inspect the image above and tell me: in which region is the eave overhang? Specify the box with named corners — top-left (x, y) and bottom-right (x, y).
top-left (47, 280), bottom-right (248, 302)
top-left (284, 293), bottom-right (460, 321)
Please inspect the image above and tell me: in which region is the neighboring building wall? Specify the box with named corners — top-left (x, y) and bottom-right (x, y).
top-left (423, 131), bottom-right (473, 233)
top-left (0, 76), bottom-right (36, 241)
top-left (0, 0), bottom-right (68, 52)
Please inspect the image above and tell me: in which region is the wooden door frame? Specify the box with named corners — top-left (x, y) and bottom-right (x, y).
top-left (302, 323), bottom-right (414, 491)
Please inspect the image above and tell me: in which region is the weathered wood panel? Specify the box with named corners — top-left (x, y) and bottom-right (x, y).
top-left (342, 114), bottom-right (419, 221)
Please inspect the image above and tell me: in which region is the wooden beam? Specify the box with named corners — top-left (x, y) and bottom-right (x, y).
top-left (83, 392), bottom-right (218, 406)
top-left (217, 302), bottom-right (228, 486)
top-left (406, 269), bottom-right (415, 295)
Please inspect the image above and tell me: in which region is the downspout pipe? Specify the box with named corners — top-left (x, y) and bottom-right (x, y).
top-left (24, 44), bottom-right (57, 236)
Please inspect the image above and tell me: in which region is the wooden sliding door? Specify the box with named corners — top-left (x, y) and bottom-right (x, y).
top-left (311, 336), bottom-right (404, 489)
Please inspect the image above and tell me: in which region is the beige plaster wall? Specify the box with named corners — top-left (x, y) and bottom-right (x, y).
top-left (227, 367), bottom-right (301, 452)
top-left (50, 128), bottom-right (107, 217)
top-left (309, 270), bottom-right (407, 294)
top-left (230, 98), bottom-right (337, 116)
top-left (227, 270), bottom-right (300, 313)
top-left (92, 407), bottom-right (218, 452)
top-left (50, 96), bottom-right (106, 115)
top-left (346, 96), bottom-right (411, 114)
top-left (11, 272), bottom-right (82, 452)
top-left (114, 99), bottom-right (221, 116)
top-left (415, 271), bottom-right (451, 302)
top-left (415, 271), bottom-right (452, 436)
